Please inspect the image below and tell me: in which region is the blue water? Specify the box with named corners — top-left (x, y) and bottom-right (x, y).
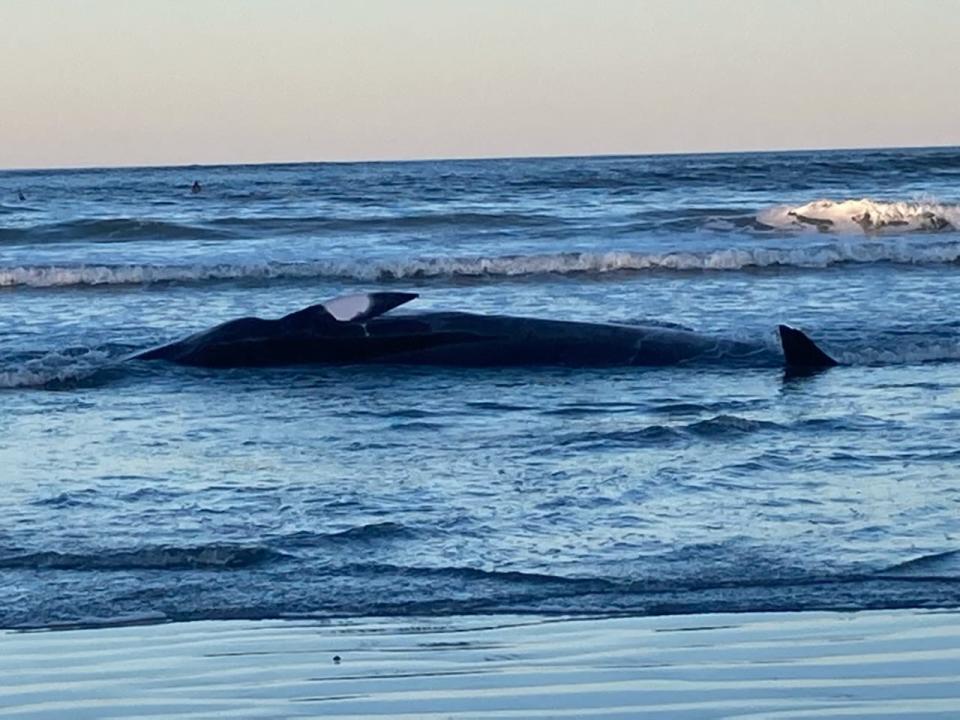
top-left (2, 148), bottom-right (960, 629)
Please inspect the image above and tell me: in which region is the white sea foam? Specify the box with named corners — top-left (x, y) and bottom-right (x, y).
top-left (758, 198), bottom-right (960, 233)
top-left (835, 339), bottom-right (960, 366)
top-left (0, 349), bottom-right (113, 389)
top-left (2, 240), bottom-right (960, 289)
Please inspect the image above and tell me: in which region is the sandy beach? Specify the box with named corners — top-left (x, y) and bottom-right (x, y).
top-left (3, 609), bottom-right (959, 719)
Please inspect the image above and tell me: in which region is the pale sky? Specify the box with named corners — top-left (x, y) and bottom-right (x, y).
top-left (2, 0), bottom-right (959, 169)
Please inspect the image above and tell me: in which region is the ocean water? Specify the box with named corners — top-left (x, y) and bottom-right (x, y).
top-left (1, 148), bottom-right (959, 629)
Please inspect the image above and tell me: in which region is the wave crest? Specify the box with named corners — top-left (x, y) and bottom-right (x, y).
top-left (0, 218), bottom-right (228, 245)
top-left (0, 544), bottom-right (285, 570)
top-left (0, 212), bottom-right (562, 247)
top-left (880, 549), bottom-right (960, 579)
top-left (4, 240), bottom-right (960, 289)
top-left (758, 198), bottom-right (959, 234)
top-left (277, 522), bottom-right (415, 547)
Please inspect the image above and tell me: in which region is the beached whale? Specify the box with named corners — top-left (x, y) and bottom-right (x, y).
top-left (134, 292), bottom-right (838, 371)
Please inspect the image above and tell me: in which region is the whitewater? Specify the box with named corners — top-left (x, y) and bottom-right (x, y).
top-left (1, 147), bottom-right (959, 629)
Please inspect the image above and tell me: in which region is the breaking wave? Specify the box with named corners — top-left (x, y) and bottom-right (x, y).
top-left (758, 198), bottom-right (960, 234)
top-left (4, 240), bottom-right (960, 288)
top-left (0, 348), bottom-right (116, 389)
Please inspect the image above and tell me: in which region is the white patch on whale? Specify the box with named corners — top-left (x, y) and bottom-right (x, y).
top-left (322, 293), bottom-right (373, 322)
top-left (321, 292), bottom-right (418, 323)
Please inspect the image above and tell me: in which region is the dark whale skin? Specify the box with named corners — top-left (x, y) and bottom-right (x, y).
top-left (134, 307), bottom-right (816, 369)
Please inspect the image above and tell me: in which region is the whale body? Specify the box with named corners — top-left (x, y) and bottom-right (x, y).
top-left (134, 292), bottom-right (838, 371)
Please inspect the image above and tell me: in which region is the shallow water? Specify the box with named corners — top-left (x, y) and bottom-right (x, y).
top-left (4, 610), bottom-right (960, 718)
top-left (1, 148), bottom-right (959, 628)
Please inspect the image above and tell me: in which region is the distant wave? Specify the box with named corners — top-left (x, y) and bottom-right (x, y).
top-left (758, 198), bottom-right (960, 234)
top-left (0, 544), bottom-right (285, 570)
top-left (4, 240), bottom-right (960, 288)
top-left (207, 211), bottom-right (562, 232)
top-left (3, 201), bottom-right (956, 248)
top-left (0, 218), bottom-right (230, 245)
top-left (0, 211), bottom-right (561, 246)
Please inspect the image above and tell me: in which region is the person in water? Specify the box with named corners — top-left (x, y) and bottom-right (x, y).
top-left (191, 180), bottom-right (202, 194)
top-left (17, 189), bottom-right (25, 201)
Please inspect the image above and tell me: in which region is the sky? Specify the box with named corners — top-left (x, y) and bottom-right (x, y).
top-left (2, 0), bottom-right (959, 169)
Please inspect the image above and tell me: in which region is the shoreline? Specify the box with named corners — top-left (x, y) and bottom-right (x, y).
top-left (3, 608), bottom-right (959, 718)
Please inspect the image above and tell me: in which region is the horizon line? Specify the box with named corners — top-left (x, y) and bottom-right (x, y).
top-left (2, 142), bottom-right (958, 174)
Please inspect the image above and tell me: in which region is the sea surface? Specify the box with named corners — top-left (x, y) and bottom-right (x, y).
top-left (1, 148), bottom-right (959, 629)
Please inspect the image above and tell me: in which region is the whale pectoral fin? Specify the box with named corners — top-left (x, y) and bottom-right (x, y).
top-left (322, 292), bottom-right (419, 323)
top-left (778, 325), bottom-right (838, 370)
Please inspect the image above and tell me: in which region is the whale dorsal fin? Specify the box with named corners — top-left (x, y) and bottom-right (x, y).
top-left (322, 292), bottom-right (419, 323)
top-left (778, 325), bottom-right (838, 370)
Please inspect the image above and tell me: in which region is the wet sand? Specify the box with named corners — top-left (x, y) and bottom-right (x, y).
top-left (2, 609), bottom-right (959, 719)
